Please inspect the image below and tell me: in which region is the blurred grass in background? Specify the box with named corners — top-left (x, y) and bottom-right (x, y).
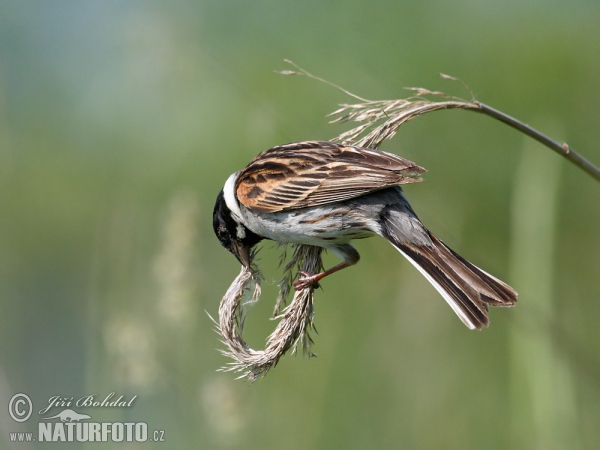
top-left (1, 1), bottom-right (599, 449)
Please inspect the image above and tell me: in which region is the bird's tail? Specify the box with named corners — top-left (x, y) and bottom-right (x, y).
top-left (380, 207), bottom-right (517, 329)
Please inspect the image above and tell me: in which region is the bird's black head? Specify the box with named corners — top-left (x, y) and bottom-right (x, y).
top-left (213, 189), bottom-right (262, 267)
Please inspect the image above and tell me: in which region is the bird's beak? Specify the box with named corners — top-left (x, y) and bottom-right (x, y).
top-left (232, 241), bottom-right (252, 267)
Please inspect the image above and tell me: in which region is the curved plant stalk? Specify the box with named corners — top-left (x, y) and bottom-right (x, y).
top-left (474, 102), bottom-right (598, 181)
top-left (279, 60), bottom-right (600, 181)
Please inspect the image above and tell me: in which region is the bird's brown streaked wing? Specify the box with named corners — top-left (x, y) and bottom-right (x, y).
top-left (236, 141), bottom-right (426, 213)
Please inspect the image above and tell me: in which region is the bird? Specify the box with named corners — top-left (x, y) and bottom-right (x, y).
top-left (213, 141), bottom-right (517, 329)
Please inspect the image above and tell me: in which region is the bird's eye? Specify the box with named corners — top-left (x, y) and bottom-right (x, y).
top-left (218, 226), bottom-right (227, 238)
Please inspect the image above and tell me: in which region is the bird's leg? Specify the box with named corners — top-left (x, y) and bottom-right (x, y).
top-left (294, 262), bottom-right (352, 290)
top-left (293, 244), bottom-right (360, 291)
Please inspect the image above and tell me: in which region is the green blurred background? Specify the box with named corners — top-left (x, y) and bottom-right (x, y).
top-left (1, 1), bottom-right (599, 449)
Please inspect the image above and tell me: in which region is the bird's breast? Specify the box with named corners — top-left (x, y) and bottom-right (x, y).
top-left (240, 203), bottom-right (378, 247)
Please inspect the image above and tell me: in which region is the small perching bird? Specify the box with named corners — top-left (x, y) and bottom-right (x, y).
top-left (213, 141), bottom-right (517, 329)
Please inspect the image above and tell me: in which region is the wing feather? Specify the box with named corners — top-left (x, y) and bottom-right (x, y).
top-left (236, 141), bottom-right (426, 213)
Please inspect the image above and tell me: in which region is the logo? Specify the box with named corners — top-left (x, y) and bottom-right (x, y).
top-left (7, 393), bottom-right (165, 444)
top-left (42, 409), bottom-right (91, 422)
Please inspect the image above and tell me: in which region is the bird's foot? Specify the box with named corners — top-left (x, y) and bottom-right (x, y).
top-left (293, 271), bottom-right (321, 291)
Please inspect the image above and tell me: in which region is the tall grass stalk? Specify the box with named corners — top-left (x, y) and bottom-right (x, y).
top-left (509, 134), bottom-right (580, 449)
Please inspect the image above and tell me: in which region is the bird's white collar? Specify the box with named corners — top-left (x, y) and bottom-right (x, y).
top-left (223, 172), bottom-right (244, 223)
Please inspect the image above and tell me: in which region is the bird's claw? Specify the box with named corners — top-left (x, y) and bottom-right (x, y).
top-left (293, 271), bottom-right (320, 291)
